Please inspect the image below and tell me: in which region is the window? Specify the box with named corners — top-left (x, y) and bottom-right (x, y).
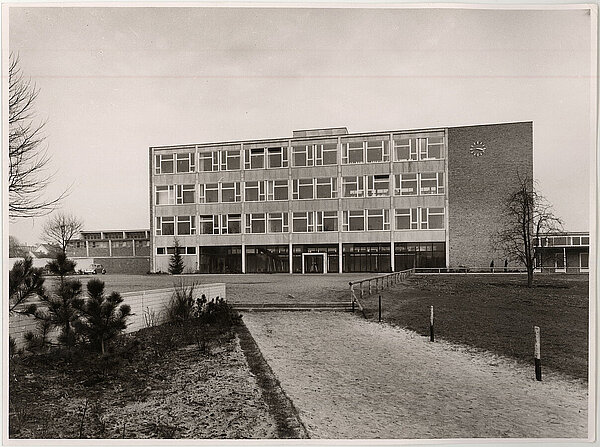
top-left (420, 173), bottom-right (445, 195)
top-left (176, 153), bottom-right (195, 173)
top-left (421, 208), bottom-right (445, 229)
top-left (316, 178), bottom-right (337, 199)
top-left (221, 149), bottom-right (241, 171)
top-left (582, 236), bottom-right (590, 245)
top-left (245, 213), bottom-right (266, 233)
top-left (176, 184), bottom-right (196, 204)
top-left (245, 148), bottom-right (265, 169)
top-left (395, 208), bottom-right (419, 230)
top-left (342, 176), bottom-right (364, 198)
top-left (268, 212), bottom-right (289, 233)
top-left (424, 136), bottom-right (444, 159)
top-left (157, 247), bottom-right (166, 255)
top-left (367, 209), bottom-right (390, 231)
top-left (198, 151), bottom-right (218, 172)
top-left (572, 236), bottom-right (581, 245)
top-left (266, 180), bottom-right (288, 201)
top-left (197, 215), bottom-right (213, 234)
top-left (221, 182), bottom-right (241, 202)
top-left (342, 141), bottom-right (364, 164)
top-left (393, 136), bottom-right (444, 161)
top-left (267, 147), bottom-right (288, 168)
top-left (316, 211), bottom-right (338, 231)
top-left (292, 144), bottom-right (313, 167)
top-left (226, 214), bottom-right (241, 234)
top-left (292, 212), bottom-right (314, 232)
top-left (177, 216), bottom-right (196, 235)
top-left (157, 246), bottom-right (196, 255)
top-left (201, 183), bottom-right (218, 203)
top-left (367, 175), bottom-right (389, 197)
top-left (245, 181), bottom-right (266, 201)
top-left (393, 138), bottom-right (417, 161)
top-left (395, 174), bottom-right (418, 196)
top-left (366, 140), bottom-right (389, 163)
top-left (155, 154), bottom-right (174, 174)
top-left (580, 253), bottom-right (589, 270)
top-left (343, 210), bottom-right (365, 231)
top-left (155, 185), bottom-right (175, 205)
top-left (316, 143), bottom-right (337, 165)
top-left (156, 216), bottom-right (174, 235)
top-left (293, 178), bottom-right (315, 200)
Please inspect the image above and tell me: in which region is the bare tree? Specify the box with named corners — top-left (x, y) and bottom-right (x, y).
top-left (9, 235), bottom-right (26, 258)
top-left (9, 53), bottom-right (66, 219)
top-left (492, 175), bottom-right (563, 287)
top-left (42, 212), bottom-right (84, 255)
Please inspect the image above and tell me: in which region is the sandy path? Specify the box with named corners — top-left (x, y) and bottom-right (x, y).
top-left (242, 312), bottom-right (588, 439)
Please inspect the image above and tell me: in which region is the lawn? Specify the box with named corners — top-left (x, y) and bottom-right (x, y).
top-left (359, 274), bottom-right (589, 381)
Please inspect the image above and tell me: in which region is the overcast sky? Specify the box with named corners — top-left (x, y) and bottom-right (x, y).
top-left (7, 6), bottom-right (594, 245)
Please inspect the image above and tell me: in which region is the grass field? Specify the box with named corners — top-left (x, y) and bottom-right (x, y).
top-left (359, 274), bottom-right (589, 381)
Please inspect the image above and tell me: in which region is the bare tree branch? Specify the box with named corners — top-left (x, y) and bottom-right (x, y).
top-left (9, 53), bottom-right (68, 219)
top-left (42, 212), bottom-right (84, 255)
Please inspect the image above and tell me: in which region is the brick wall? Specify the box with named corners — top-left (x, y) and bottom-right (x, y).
top-left (9, 283), bottom-right (226, 349)
top-left (93, 257), bottom-right (151, 274)
top-left (447, 122), bottom-right (533, 267)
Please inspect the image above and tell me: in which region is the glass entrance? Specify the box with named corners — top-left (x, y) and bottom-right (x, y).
top-left (302, 253), bottom-right (326, 274)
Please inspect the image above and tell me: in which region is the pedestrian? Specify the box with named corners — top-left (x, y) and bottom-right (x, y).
top-left (490, 259), bottom-right (494, 273)
top-left (504, 259), bottom-right (508, 273)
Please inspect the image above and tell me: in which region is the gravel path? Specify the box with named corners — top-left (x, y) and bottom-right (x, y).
top-left (242, 312), bottom-right (588, 439)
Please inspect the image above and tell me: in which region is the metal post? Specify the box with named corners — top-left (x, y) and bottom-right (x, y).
top-left (429, 306), bottom-right (434, 342)
top-left (534, 326), bottom-right (542, 381)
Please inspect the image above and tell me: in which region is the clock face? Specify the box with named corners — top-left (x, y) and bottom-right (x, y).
top-left (469, 141), bottom-right (486, 157)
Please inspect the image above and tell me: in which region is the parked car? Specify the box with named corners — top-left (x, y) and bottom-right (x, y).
top-left (82, 264), bottom-right (106, 275)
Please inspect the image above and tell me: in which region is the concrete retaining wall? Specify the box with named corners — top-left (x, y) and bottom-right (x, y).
top-left (9, 283), bottom-right (226, 349)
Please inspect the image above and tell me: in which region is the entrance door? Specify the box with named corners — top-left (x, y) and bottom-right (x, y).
top-left (302, 253), bottom-right (327, 274)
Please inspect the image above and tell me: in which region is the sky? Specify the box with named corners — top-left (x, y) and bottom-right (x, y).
top-left (6, 5), bottom-right (595, 245)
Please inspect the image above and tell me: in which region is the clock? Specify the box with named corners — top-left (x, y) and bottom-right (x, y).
top-left (469, 141), bottom-right (486, 157)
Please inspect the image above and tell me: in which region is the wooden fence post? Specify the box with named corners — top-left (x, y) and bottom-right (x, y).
top-left (534, 326), bottom-right (542, 381)
top-left (429, 306), bottom-right (435, 342)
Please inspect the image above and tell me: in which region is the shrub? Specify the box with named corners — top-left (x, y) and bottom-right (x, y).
top-left (165, 281), bottom-right (199, 323)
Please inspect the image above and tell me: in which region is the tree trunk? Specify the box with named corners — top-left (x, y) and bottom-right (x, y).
top-left (527, 268), bottom-right (534, 288)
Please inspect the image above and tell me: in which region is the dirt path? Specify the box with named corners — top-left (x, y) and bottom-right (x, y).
top-left (242, 312), bottom-right (588, 439)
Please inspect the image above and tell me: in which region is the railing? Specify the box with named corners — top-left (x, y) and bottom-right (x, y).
top-left (349, 269), bottom-right (414, 314)
top-left (413, 267), bottom-right (528, 274)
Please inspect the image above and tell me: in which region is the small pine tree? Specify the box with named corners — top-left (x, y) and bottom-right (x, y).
top-left (9, 255), bottom-right (46, 313)
top-left (169, 238), bottom-right (185, 275)
top-left (73, 279), bottom-right (131, 354)
top-left (46, 252), bottom-right (77, 282)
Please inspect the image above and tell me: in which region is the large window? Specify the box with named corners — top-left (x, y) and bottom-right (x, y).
top-left (176, 153), bottom-right (195, 173)
top-left (155, 185), bottom-right (175, 205)
top-left (420, 173), bottom-right (445, 195)
top-left (267, 147), bottom-right (288, 168)
top-left (343, 210), bottom-right (365, 231)
top-left (221, 182), bottom-right (242, 202)
top-left (292, 178), bottom-right (315, 200)
top-left (292, 144), bottom-right (313, 167)
top-left (342, 176), bottom-right (364, 198)
top-left (366, 140), bottom-right (390, 163)
top-left (245, 213), bottom-right (266, 233)
top-left (176, 184), bottom-right (195, 204)
top-left (292, 212), bottom-right (314, 232)
top-left (198, 150), bottom-right (219, 172)
top-left (394, 242), bottom-right (445, 270)
top-left (268, 212), bottom-right (289, 233)
top-left (226, 214), bottom-right (242, 234)
top-left (177, 216), bottom-right (196, 235)
top-left (198, 215), bottom-right (214, 234)
top-left (316, 211), bottom-right (338, 231)
top-left (394, 174), bottom-right (418, 196)
top-left (366, 175), bottom-right (389, 197)
top-left (267, 180), bottom-right (288, 201)
top-left (245, 148), bottom-right (265, 169)
top-left (202, 183), bottom-right (219, 203)
top-left (245, 181), bottom-right (266, 201)
top-left (367, 209), bottom-right (390, 231)
top-left (342, 141), bottom-right (364, 164)
top-left (221, 149), bottom-right (241, 171)
top-left (316, 178), bottom-right (337, 199)
top-left (421, 208), bottom-right (445, 229)
top-left (316, 143), bottom-right (338, 165)
top-left (156, 216), bottom-right (174, 235)
top-left (393, 135), bottom-right (444, 161)
top-left (155, 154), bottom-right (174, 174)
top-left (395, 208), bottom-right (418, 230)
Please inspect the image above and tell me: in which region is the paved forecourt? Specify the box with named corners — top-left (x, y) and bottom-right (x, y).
top-left (242, 311), bottom-right (588, 439)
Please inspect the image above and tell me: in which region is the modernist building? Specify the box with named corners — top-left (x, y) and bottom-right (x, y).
top-left (149, 122), bottom-right (533, 273)
top-left (67, 229), bottom-right (151, 274)
top-left (534, 232), bottom-right (590, 274)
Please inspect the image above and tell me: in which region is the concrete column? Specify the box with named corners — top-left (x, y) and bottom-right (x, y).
top-left (85, 240), bottom-right (89, 258)
top-left (241, 243), bottom-right (246, 273)
top-left (132, 239), bottom-right (136, 257)
top-left (289, 242), bottom-right (293, 274)
top-left (338, 241), bottom-right (343, 273)
top-left (390, 241), bottom-right (395, 272)
top-left (108, 239), bottom-right (112, 257)
top-left (563, 247), bottom-right (567, 272)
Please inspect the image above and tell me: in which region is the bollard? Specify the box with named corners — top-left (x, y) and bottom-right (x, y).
top-left (534, 326), bottom-right (542, 381)
top-left (378, 295), bottom-right (382, 322)
top-left (429, 305), bottom-right (434, 342)
top-left (352, 299), bottom-right (355, 313)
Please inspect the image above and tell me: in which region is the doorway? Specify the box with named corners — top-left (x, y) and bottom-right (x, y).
top-left (302, 253), bottom-right (327, 274)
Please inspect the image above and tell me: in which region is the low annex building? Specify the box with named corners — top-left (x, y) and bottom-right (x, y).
top-left (149, 122), bottom-right (533, 274)
top-left (534, 232), bottom-right (590, 274)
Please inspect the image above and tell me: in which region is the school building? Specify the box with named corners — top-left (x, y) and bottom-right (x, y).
top-left (149, 122), bottom-right (533, 274)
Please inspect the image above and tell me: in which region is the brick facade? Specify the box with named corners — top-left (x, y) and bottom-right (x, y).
top-left (447, 122), bottom-right (533, 267)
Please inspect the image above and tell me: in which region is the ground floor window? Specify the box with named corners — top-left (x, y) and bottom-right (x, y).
top-left (342, 243), bottom-right (391, 273)
top-left (198, 246), bottom-right (242, 273)
top-left (292, 244), bottom-right (339, 274)
top-left (246, 245), bottom-right (289, 273)
top-left (394, 242), bottom-right (445, 271)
